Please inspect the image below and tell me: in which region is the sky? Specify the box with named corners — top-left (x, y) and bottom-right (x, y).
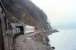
top-left (31, 0), bottom-right (76, 50)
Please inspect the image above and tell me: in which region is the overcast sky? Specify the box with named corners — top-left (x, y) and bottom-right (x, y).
top-left (31, 0), bottom-right (76, 50)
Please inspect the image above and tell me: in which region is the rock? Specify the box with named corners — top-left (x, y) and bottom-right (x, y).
top-left (0, 0), bottom-right (57, 50)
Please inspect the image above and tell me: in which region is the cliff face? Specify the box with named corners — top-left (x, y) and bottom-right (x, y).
top-left (1, 0), bottom-right (53, 34)
top-left (0, 0), bottom-right (56, 50)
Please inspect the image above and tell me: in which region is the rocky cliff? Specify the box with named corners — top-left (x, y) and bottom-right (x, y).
top-left (0, 0), bottom-right (57, 50)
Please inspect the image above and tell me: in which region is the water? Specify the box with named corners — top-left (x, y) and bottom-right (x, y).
top-left (49, 29), bottom-right (76, 50)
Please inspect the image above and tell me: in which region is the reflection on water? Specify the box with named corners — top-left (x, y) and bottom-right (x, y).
top-left (49, 29), bottom-right (76, 50)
